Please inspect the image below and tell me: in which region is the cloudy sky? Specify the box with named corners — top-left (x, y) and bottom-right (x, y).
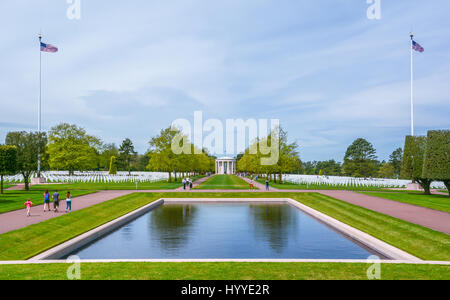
top-left (1, 0), bottom-right (449, 162)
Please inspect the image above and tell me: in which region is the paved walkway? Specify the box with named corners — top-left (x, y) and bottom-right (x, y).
top-left (174, 175), bottom-right (214, 191)
top-left (317, 190), bottom-right (450, 235)
top-left (0, 191), bottom-right (132, 234)
top-left (239, 176), bottom-right (278, 191)
top-left (5, 184), bottom-right (25, 191)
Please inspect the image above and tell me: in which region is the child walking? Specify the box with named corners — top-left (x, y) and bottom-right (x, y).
top-left (24, 198), bottom-right (33, 217)
top-left (65, 191), bottom-right (72, 213)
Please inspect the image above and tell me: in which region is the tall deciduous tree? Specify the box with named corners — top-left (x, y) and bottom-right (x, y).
top-left (99, 143), bottom-right (119, 171)
top-left (237, 127), bottom-right (301, 183)
top-left (378, 162), bottom-right (395, 179)
top-left (400, 135), bottom-right (432, 195)
top-left (118, 138), bottom-right (137, 175)
top-left (389, 148), bottom-right (403, 178)
top-left (0, 145), bottom-right (18, 193)
top-left (147, 127), bottom-right (183, 182)
top-left (47, 123), bottom-right (101, 175)
top-left (5, 131), bottom-right (47, 190)
top-left (422, 130), bottom-right (450, 196)
top-left (342, 138), bottom-right (378, 177)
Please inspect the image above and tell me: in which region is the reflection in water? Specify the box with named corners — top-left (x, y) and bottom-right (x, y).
top-left (120, 223), bottom-right (134, 242)
top-left (149, 204), bottom-right (197, 252)
top-left (69, 203), bottom-right (377, 259)
top-left (249, 204), bottom-right (298, 253)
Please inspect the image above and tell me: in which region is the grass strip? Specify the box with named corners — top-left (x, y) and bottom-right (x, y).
top-left (0, 262), bottom-right (448, 280)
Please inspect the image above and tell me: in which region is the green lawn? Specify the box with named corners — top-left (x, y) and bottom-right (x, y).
top-left (196, 175), bottom-right (249, 189)
top-left (0, 262), bottom-right (448, 280)
top-left (361, 192), bottom-right (450, 213)
top-left (30, 180), bottom-right (182, 191)
top-left (257, 179), bottom-right (391, 191)
top-left (0, 190), bottom-right (96, 214)
top-left (1, 192), bottom-right (449, 261)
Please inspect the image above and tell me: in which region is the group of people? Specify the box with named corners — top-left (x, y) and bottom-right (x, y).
top-left (24, 189), bottom-right (72, 217)
top-left (182, 178), bottom-right (194, 190)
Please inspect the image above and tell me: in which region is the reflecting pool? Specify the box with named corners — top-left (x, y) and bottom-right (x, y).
top-left (69, 203), bottom-right (379, 259)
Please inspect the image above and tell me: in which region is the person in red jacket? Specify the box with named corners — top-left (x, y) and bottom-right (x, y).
top-left (24, 198), bottom-right (33, 217)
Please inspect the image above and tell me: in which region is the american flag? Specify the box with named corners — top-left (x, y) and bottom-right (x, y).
top-left (40, 42), bottom-right (58, 53)
top-left (412, 40), bottom-right (424, 53)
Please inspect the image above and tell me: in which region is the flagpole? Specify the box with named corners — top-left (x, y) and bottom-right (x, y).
top-left (410, 32), bottom-right (414, 137)
top-left (38, 33), bottom-right (42, 177)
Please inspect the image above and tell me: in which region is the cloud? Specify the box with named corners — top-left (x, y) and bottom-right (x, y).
top-left (1, 0), bottom-right (449, 161)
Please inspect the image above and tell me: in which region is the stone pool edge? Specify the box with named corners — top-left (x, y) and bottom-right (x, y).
top-left (29, 198), bottom-right (422, 262)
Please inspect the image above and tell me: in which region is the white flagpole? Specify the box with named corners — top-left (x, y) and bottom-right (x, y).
top-left (410, 32), bottom-right (414, 137)
top-left (38, 34), bottom-right (42, 177)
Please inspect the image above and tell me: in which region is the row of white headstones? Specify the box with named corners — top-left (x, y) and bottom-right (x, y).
top-left (3, 171), bottom-right (169, 183)
top-left (3, 171), bottom-right (446, 189)
top-left (283, 174), bottom-right (446, 189)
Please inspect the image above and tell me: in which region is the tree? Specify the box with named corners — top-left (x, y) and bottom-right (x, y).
top-left (400, 135), bottom-right (432, 195)
top-left (315, 160), bottom-right (341, 176)
top-left (342, 138), bottom-right (378, 177)
top-left (147, 127), bottom-right (183, 182)
top-left (109, 156), bottom-right (118, 175)
top-left (118, 138), bottom-right (137, 175)
top-left (5, 131), bottom-right (47, 191)
top-left (422, 130), bottom-right (450, 196)
top-left (302, 161), bottom-right (316, 175)
top-left (237, 127), bottom-right (301, 183)
top-left (378, 162), bottom-right (395, 179)
top-left (47, 123), bottom-right (101, 174)
top-left (0, 145), bottom-right (18, 194)
top-left (389, 148), bottom-right (403, 177)
top-left (99, 143), bottom-right (119, 171)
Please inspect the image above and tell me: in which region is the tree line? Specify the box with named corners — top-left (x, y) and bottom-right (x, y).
top-left (1, 122), bottom-right (448, 195)
top-left (0, 123), bottom-right (217, 190)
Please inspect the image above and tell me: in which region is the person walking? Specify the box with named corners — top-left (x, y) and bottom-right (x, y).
top-left (65, 191), bottom-right (72, 213)
top-left (24, 198), bottom-right (33, 217)
top-left (183, 178), bottom-right (186, 190)
top-left (265, 179), bottom-right (270, 191)
top-left (53, 190), bottom-right (60, 212)
top-left (43, 190), bottom-right (51, 212)
top-left (190, 180), bottom-right (193, 190)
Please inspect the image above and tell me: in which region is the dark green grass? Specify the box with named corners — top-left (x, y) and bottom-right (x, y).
top-left (30, 180), bottom-right (182, 191)
top-left (0, 190), bottom-right (95, 214)
top-left (257, 179), bottom-right (392, 191)
top-left (196, 175), bottom-right (249, 189)
top-left (0, 262), bottom-right (448, 280)
top-left (361, 192), bottom-right (450, 213)
top-left (0, 192), bottom-right (449, 261)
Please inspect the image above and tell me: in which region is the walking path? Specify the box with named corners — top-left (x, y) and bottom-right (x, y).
top-left (174, 175), bottom-right (213, 191)
top-left (1, 184), bottom-right (449, 235)
top-left (0, 191), bottom-right (132, 234)
top-left (5, 184), bottom-right (25, 191)
top-left (239, 177), bottom-right (277, 191)
top-left (317, 190), bottom-right (450, 235)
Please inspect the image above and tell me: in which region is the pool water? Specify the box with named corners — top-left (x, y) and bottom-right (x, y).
top-left (69, 203), bottom-right (379, 259)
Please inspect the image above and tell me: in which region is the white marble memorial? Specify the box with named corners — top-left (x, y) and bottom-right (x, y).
top-left (215, 157), bottom-right (236, 175)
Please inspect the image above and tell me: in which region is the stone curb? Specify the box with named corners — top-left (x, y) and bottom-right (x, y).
top-left (29, 198), bottom-right (422, 262)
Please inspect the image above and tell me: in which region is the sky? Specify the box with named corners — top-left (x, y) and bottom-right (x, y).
top-left (0, 0), bottom-right (449, 162)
